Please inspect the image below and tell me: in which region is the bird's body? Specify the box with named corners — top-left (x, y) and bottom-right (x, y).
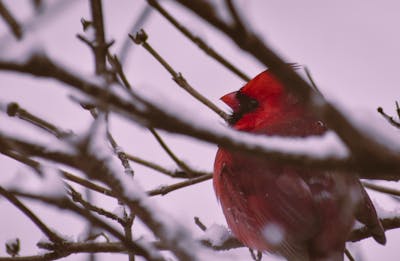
top-left (214, 70), bottom-right (385, 261)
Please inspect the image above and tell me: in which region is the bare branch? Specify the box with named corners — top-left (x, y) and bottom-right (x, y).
top-left (6, 102), bottom-right (72, 138)
top-left (349, 217), bottom-right (400, 242)
top-left (31, 0), bottom-right (44, 14)
top-left (107, 52), bottom-right (197, 179)
top-left (363, 181), bottom-right (400, 197)
top-left (126, 153), bottom-right (186, 178)
top-left (149, 128), bottom-right (198, 177)
top-left (106, 126), bottom-right (135, 177)
top-left (174, 0), bottom-right (400, 171)
top-left (2, 148), bottom-right (118, 198)
top-left (0, 186), bottom-right (65, 244)
top-left (63, 171), bottom-right (116, 198)
top-left (0, 54), bottom-right (400, 179)
top-left (130, 29), bottom-right (230, 122)
top-left (89, 0), bottom-right (107, 74)
top-left (194, 217), bottom-right (207, 231)
top-left (8, 191), bottom-right (167, 261)
top-left (107, 54), bottom-right (132, 90)
top-left (0, 0), bottom-right (22, 39)
top-left (377, 106), bottom-right (400, 129)
top-left (224, 0), bottom-right (247, 35)
top-left (1, 144), bottom-right (210, 200)
top-left (68, 186), bottom-right (126, 225)
top-left (344, 249), bottom-right (355, 261)
top-left (0, 252), bottom-right (65, 261)
top-left (148, 173), bottom-right (212, 196)
top-left (118, 4), bottom-right (153, 65)
top-left (146, 0), bottom-right (250, 81)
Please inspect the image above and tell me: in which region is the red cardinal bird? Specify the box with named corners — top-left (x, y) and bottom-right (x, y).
top-left (214, 70), bottom-right (385, 261)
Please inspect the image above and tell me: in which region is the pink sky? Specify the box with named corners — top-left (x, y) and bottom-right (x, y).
top-left (0, 0), bottom-right (399, 260)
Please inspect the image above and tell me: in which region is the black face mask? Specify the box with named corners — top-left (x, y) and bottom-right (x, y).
top-left (229, 91), bottom-right (259, 125)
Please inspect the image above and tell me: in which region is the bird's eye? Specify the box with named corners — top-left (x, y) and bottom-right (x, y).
top-left (236, 92), bottom-right (259, 113)
top-left (228, 91), bottom-right (260, 125)
top-left (249, 99), bottom-right (259, 109)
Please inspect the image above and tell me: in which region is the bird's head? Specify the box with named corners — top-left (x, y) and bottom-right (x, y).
top-left (221, 70), bottom-right (326, 136)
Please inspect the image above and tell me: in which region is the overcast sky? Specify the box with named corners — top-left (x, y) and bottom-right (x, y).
top-left (0, 1), bottom-right (399, 260)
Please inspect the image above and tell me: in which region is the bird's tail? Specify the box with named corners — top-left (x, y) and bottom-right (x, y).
top-left (354, 181), bottom-right (386, 245)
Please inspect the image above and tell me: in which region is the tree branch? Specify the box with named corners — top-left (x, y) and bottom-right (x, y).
top-left (174, 0), bottom-right (400, 173)
top-left (363, 182), bottom-right (400, 197)
top-left (89, 0), bottom-right (107, 74)
top-left (0, 0), bottom-right (22, 39)
top-left (147, 173), bottom-right (212, 196)
top-left (146, 0), bottom-right (250, 81)
top-left (130, 29), bottom-right (230, 122)
top-left (8, 191), bottom-right (166, 261)
top-left (6, 102), bottom-right (72, 138)
top-left (377, 106), bottom-right (400, 129)
top-left (0, 186), bottom-right (64, 244)
top-left (0, 54), bottom-right (400, 179)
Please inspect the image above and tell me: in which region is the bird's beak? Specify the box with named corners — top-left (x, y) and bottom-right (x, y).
top-left (220, 91), bottom-right (239, 112)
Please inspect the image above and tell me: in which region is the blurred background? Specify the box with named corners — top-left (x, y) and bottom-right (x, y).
top-left (0, 0), bottom-right (399, 260)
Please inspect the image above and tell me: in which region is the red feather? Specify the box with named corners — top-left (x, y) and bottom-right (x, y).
top-left (214, 70), bottom-right (385, 261)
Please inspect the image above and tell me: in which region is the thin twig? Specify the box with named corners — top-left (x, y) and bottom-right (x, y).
top-left (107, 52), bottom-right (197, 178)
top-left (130, 29), bottom-right (230, 122)
top-left (65, 143), bottom-right (200, 261)
top-left (31, 0), bottom-right (44, 14)
top-left (348, 216), bottom-right (400, 242)
top-left (122, 211), bottom-right (135, 261)
top-left (8, 191), bottom-right (166, 261)
top-left (0, 251), bottom-right (65, 261)
top-left (4, 100), bottom-right (141, 182)
top-left (126, 153), bottom-right (185, 177)
top-left (194, 217), bottom-right (207, 231)
top-left (175, 0), bottom-right (399, 169)
top-left (106, 125), bottom-right (135, 177)
top-left (1, 150), bottom-right (42, 174)
top-left (249, 249), bottom-right (262, 261)
top-left (2, 148), bottom-right (118, 198)
top-left (1, 135), bottom-right (210, 199)
top-left (63, 171), bottom-right (116, 197)
top-left (68, 186), bottom-right (126, 225)
top-left (149, 128), bottom-right (197, 176)
top-left (6, 102), bottom-right (72, 138)
top-left (363, 181), bottom-right (400, 197)
top-left (86, 11), bottom-right (136, 261)
top-left (118, 4), bottom-right (153, 65)
top-left (89, 0), bottom-right (107, 74)
top-left (107, 54), bottom-right (132, 90)
top-left (146, 0), bottom-right (250, 81)
top-left (83, 100), bottom-right (136, 261)
top-left (1, 55), bottom-right (400, 178)
top-left (148, 173), bottom-right (212, 196)
top-left (344, 248), bottom-right (355, 261)
top-left (76, 33), bottom-right (95, 50)
top-left (304, 66), bottom-right (323, 96)
top-left (0, 186), bottom-right (64, 244)
top-left (225, 0), bottom-right (247, 34)
top-left (0, 0), bottom-right (23, 39)
top-left (81, 5), bottom-right (135, 180)
top-left (107, 52), bottom-right (201, 181)
top-left (377, 106), bottom-right (400, 129)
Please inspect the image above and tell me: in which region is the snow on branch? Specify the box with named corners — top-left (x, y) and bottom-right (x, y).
top-left (0, 54), bottom-right (400, 180)
top-left (0, 52), bottom-right (399, 179)
top-left (174, 0), bottom-right (400, 178)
